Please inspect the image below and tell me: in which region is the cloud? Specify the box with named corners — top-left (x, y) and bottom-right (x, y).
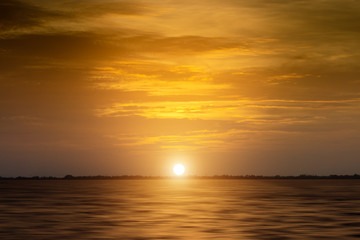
top-left (0, 32), bottom-right (124, 60)
top-left (90, 62), bottom-right (230, 96)
top-left (0, 0), bottom-right (66, 32)
top-left (0, 0), bottom-right (151, 34)
top-left (61, 0), bottom-right (150, 17)
top-left (106, 129), bottom-right (248, 152)
top-left (230, 0), bottom-right (360, 34)
top-left (94, 98), bottom-right (360, 135)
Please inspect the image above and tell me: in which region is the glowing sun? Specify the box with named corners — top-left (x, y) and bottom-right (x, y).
top-left (173, 163), bottom-right (185, 176)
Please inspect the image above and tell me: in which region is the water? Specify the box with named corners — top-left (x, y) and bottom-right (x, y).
top-left (1, 179), bottom-right (360, 239)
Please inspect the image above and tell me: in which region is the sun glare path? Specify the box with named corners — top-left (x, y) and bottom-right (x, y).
top-left (173, 164), bottom-right (185, 176)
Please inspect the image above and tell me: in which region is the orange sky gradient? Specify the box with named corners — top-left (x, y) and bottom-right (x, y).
top-left (1, 0), bottom-right (360, 176)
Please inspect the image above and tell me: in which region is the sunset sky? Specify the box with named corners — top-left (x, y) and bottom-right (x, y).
top-left (1, 0), bottom-right (360, 177)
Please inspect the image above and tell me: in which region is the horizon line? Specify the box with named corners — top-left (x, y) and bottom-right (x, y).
top-left (1, 174), bottom-right (360, 180)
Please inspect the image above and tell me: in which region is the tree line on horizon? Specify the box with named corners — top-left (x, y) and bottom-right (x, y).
top-left (0, 174), bottom-right (360, 180)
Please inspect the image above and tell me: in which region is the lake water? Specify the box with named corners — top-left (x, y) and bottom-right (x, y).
top-left (1, 179), bottom-right (360, 239)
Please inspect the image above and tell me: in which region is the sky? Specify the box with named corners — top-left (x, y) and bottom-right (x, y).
top-left (1, 0), bottom-right (360, 177)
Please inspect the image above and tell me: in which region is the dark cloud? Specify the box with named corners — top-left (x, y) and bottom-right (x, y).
top-left (133, 35), bottom-right (247, 55)
top-left (0, 32), bottom-right (122, 60)
top-left (0, 31), bottom-right (249, 70)
top-left (0, 0), bottom-right (150, 34)
top-left (62, 0), bottom-right (149, 16)
top-left (0, 0), bottom-right (65, 31)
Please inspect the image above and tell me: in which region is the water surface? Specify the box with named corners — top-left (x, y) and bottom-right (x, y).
top-left (1, 179), bottom-right (360, 239)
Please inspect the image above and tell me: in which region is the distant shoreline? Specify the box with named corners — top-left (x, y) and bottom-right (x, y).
top-left (1, 174), bottom-right (360, 180)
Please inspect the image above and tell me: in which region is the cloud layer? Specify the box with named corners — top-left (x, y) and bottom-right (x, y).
top-left (1, 0), bottom-right (360, 176)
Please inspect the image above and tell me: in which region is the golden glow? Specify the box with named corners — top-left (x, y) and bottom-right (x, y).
top-left (1, 0), bottom-right (360, 176)
top-left (173, 164), bottom-right (185, 176)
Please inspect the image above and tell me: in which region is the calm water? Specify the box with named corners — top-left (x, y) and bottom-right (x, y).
top-left (1, 179), bottom-right (360, 239)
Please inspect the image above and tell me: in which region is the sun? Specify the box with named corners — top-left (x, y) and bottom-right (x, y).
top-left (173, 163), bottom-right (185, 176)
